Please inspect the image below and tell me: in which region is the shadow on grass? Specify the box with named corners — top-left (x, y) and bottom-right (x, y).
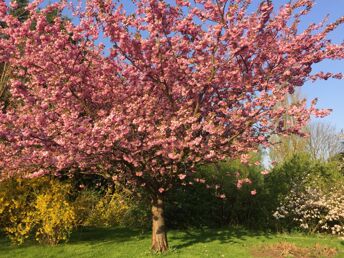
top-left (69, 226), bottom-right (148, 244)
top-left (0, 227), bottom-right (273, 253)
top-left (0, 232), bottom-right (29, 253)
top-left (170, 227), bottom-right (273, 250)
top-left (0, 227), bottom-right (148, 253)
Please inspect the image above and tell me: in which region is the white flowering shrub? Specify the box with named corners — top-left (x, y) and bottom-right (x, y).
top-left (274, 184), bottom-right (344, 235)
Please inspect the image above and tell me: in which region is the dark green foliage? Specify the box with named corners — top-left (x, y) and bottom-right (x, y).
top-left (46, 8), bottom-right (60, 24)
top-left (164, 153), bottom-right (343, 231)
top-left (164, 158), bottom-right (268, 229)
top-left (264, 154), bottom-right (343, 230)
top-left (165, 180), bottom-right (223, 228)
top-left (9, 0), bottom-right (29, 22)
top-left (329, 152), bottom-right (344, 176)
top-left (266, 153), bottom-right (343, 199)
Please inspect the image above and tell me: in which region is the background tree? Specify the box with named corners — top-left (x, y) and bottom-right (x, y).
top-left (269, 88), bottom-right (343, 163)
top-left (270, 120), bottom-right (343, 163)
top-left (269, 91), bottom-right (309, 163)
top-left (0, 0), bottom-right (343, 252)
top-left (307, 122), bottom-right (343, 160)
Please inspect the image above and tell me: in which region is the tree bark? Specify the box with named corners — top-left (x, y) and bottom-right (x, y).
top-left (151, 195), bottom-right (168, 252)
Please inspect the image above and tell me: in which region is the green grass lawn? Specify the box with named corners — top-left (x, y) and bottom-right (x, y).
top-left (0, 227), bottom-right (343, 258)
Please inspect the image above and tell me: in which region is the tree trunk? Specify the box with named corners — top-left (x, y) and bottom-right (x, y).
top-left (151, 196), bottom-right (168, 252)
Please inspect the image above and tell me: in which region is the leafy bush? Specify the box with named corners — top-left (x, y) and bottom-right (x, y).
top-left (120, 192), bottom-right (150, 230)
top-left (2, 152), bottom-right (342, 241)
top-left (165, 153), bottom-right (344, 232)
top-left (0, 177), bottom-right (76, 245)
top-left (73, 189), bottom-right (101, 226)
top-left (81, 186), bottom-right (151, 228)
top-left (86, 189), bottom-right (129, 227)
top-left (271, 154), bottom-right (344, 234)
top-left (165, 157), bottom-right (267, 229)
top-left (266, 153), bottom-right (341, 197)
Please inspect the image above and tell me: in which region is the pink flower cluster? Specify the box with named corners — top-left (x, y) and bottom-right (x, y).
top-left (236, 178), bottom-right (252, 189)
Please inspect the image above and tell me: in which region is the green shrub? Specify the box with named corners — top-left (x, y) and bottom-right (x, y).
top-left (165, 153), bottom-right (344, 231)
top-left (73, 186), bottom-right (151, 230)
top-left (84, 187), bottom-right (132, 227)
top-left (165, 157), bottom-right (267, 229)
top-left (121, 192), bottom-right (150, 230)
top-left (73, 189), bottom-right (101, 226)
top-left (268, 153), bottom-right (344, 233)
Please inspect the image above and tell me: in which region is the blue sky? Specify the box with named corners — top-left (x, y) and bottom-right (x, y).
top-left (5, 0), bottom-right (344, 130)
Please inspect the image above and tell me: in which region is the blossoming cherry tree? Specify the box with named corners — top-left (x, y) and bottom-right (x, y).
top-left (0, 0), bottom-right (343, 252)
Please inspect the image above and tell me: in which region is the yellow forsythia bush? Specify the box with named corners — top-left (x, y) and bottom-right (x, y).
top-left (0, 178), bottom-right (38, 244)
top-left (34, 182), bottom-right (76, 245)
top-left (0, 177), bottom-right (76, 245)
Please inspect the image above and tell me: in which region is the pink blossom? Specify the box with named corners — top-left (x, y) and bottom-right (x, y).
top-left (261, 170), bottom-right (270, 175)
top-left (257, 136), bottom-right (265, 142)
top-left (240, 154), bottom-right (249, 164)
top-left (136, 171), bottom-right (143, 177)
top-left (25, 169), bottom-right (46, 179)
top-left (0, 1), bottom-right (6, 16)
top-left (158, 188), bottom-right (165, 193)
top-left (237, 178), bottom-right (252, 189)
top-left (237, 180), bottom-right (243, 189)
top-left (178, 174), bottom-right (186, 180)
top-left (251, 189), bottom-right (257, 196)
